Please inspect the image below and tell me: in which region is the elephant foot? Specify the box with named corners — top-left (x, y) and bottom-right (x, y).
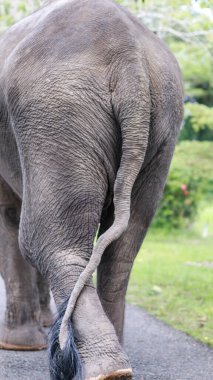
top-left (69, 286), bottom-right (132, 380)
top-left (0, 323), bottom-right (47, 351)
top-left (87, 368), bottom-right (133, 380)
top-left (84, 360), bottom-right (132, 380)
top-left (50, 288), bottom-right (132, 380)
top-left (41, 306), bottom-right (54, 327)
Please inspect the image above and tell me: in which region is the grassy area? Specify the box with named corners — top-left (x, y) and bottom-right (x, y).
top-left (127, 204), bottom-right (213, 347)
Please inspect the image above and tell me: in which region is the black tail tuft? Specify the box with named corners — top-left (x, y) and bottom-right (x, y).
top-left (48, 299), bottom-right (82, 380)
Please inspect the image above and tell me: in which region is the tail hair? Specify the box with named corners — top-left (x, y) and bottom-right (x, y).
top-left (48, 299), bottom-right (82, 380)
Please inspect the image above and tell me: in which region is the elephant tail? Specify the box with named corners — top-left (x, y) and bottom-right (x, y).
top-left (59, 60), bottom-right (150, 351)
top-left (49, 298), bottom-right (82, 380)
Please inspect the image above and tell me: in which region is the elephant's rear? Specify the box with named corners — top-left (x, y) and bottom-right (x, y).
top-left (0, 1), bottom-right (183, 380)
top-left (1, 0), bottom-right (183, 173)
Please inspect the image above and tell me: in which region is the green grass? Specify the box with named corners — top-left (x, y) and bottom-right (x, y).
top-left (127, 204), bottom-right (213, 347)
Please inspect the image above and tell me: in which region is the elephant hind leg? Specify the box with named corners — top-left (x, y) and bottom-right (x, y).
top-left (97, 137), bottom-right (177, 342)
top-left (0, 176), bottom-right (47, 350)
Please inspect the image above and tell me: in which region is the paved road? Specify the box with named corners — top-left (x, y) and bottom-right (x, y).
top-left (0, 277), bottom-right (213, 380)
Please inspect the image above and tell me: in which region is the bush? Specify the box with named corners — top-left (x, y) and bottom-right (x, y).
top-left (152, 141), bottom-right (213, 229)
top-left (180, 103), bottom-right (213, 141)
top-left (153, 174), bottom-right (199, 229)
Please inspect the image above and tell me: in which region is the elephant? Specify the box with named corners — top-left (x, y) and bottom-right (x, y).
top-left (0, 0), bottom-right (184, 379)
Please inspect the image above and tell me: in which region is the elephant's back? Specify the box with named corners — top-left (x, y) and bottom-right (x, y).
top-left (2, 0), bottom-right (146, 74)
top-left (2, 0), bottom-right (182, 110)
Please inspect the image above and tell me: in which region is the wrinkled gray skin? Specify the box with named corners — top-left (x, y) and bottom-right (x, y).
top-left (0, 0), bottom-right (183, 378)
top-left (0, 178), bottom-right (52, 350)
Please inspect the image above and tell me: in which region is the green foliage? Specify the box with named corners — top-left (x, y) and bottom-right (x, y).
top-left (0, 0), bottom-right (15, 31)
top-left (153, 173), bottom-right (199, 229)
top-left (184, 103), bottom-right (213, 132)
top-left (180, 103), bottom-right (213, 141)
top-left (153, 141), bottom-right (213, 229)
top-left (170, 41), bottom-right (213, 106)
top-left (0, 0), bottom-right (41, 34)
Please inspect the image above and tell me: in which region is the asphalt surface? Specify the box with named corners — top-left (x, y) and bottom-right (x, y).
top-left (0, 276), bottom-right (213, 380)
